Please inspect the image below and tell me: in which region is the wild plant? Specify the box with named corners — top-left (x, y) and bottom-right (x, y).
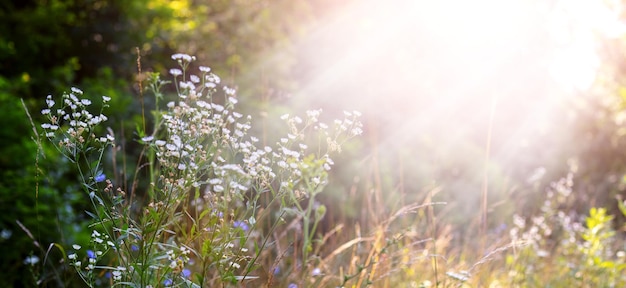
top-left (506, 168), bottom-right (626, 287)
top-left (37, 53), bottom-right (363, 287)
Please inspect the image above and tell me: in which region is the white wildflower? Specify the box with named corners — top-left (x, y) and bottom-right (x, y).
top-left (71, 87), bottom-right (83, 94)
top-left (24, 255), bottom-right (40, 266)
top-left (169, 69), bottom-right (182, 76)
top-left (141, 136), bottom-right (154, 142)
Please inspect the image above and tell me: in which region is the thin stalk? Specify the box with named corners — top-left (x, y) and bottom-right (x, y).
top-left (481, 93), bottom-right (497, 251)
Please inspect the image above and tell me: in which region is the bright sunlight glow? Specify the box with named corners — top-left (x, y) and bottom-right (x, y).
top-left (291, 0), bottom-right (626, 213)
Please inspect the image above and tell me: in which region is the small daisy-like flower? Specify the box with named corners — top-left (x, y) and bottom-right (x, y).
top-left (180, 81), bottom-right (195, 90)
top-left (212, 103), bottom-right (224, 112)
top-left (81, 99), bottom-right (92, 105)
top-left (24, 255), bottom-right (40, 266)
top-left (190, 74), bottom-right (200, 83)
top-left (46, 95), bottom-right (55, 107)
top-left (112, 270), bottom-right (122, 281)
top-left (199, 66), bottom-right (211, 72)
top-left (169, 69), bottom-right (182, 76)
top-left (73, 244), bottom-right (82, 250)
top-left (141, 136), bottom-right (154, 142)
top-left (71, 87), bottom-right (83, 94)
top-left (102, 96), bottom-right (111, 102)
top-left (171, 53), bottom-right (193, 62)
top-left (223, 86), bottom-right (236, 95)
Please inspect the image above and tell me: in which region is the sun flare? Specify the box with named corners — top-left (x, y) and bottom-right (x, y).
top-left (294, 0), bottom-right (626, 209)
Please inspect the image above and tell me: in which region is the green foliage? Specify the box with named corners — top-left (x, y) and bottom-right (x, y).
top-left (505, 171), bottom-right (626, 287)
top-left (0, 77), bottom-right (91, 287)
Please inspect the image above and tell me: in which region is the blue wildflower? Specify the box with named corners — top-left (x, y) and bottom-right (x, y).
top-left (233, 221), bottom-right (249, 231)
top-left (86, 250), bottom-right (96, 259)
top-left (163, 278), bottom-right (173, 286)
top-left (94, 173), bottom-right (106, 183)
top-left (182, 268), bottom-right (191, 278)
top-left (288, 284), bottom-right (298, 288)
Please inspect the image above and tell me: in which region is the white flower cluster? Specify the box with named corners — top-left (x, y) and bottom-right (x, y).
top-left (67, 229), bottom-right (115, 273)
top-left (40, 87), bottom-right (114, 157)
top-left (149, 54), bottom-right (345, 204)
top-left (165, 245), bottom-right (190, 274)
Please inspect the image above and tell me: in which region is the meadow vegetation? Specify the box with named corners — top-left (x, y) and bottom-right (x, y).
top-left (3, 1), bottom-right (626, 287)
top-left (18, 53), bottom-right (626, 288)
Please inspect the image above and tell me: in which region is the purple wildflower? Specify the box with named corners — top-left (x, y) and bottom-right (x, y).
top-left (233, 221), bottom-right (249, 231)
top-left (94, 173), bottom-right (106, 183)
top-left (182, 268), bottom-right (191, 278)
